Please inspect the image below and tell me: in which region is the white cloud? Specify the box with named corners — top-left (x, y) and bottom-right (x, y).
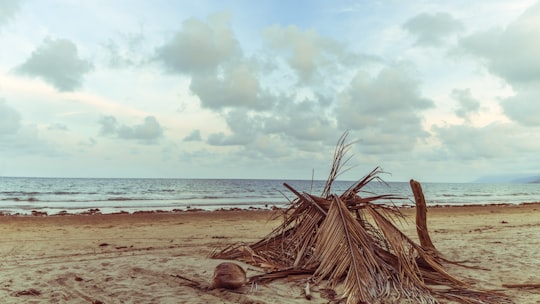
top-left (0, 114), bottom-right (63, 158)
top-left (100, 25), bottom-right (151, 69)
top-left (433, 122), bottom-right (540, 160)
top-left (206, 109), bottom-right (259, 146)
top-left (155, 13), bottom-right (276, 111)
top-left (98, 115), bottom-right (118, 135)
top-left (0, 99), bottom-right (21, 135)
top-left (0, 0), bottom-right (21, 29)
top-left (156, 12), bottom-right (241, 75)
top-left (261, 95), bottom-right (339, 143)
top-left (15, 38), bottom-right (93, 91)
top-left (47, 123), bottom-right (69, 131)
top-left (98, 115), bottom-right (164, 144)
top-left (460, 2), bottom-right (540, 85)
top-left (2, 1), bottom-right (540, 181)
top-left (450, 88), bottom-right (481, 122)
top-left (205, 95), bottom-right (340, 150)
top-left (189, 62), bottom-right (271, 110)
top-left (183, 129), bottom-right (201, 142)
top-left (102, 39), bottom-right (139, 68)
top-left (459, 2), bottom-right (540, 126)
top-left (207, 132), bottom-right (251, 146)
top-left (403, 12), bottom-right (465, 47)
top-left (335, 67), bottom-right (433, 153)
top-left (262, 25), bottom-right (347, 83)
top-left (501, 88), bottom-right (540, 126)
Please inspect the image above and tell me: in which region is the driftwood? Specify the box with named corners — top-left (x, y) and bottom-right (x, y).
top-left (502, 283), bottom-right (540, 289)
top-left (212, 132), bottom-right (513, 304)
top-left (410, 179), bottom-right (438, 253)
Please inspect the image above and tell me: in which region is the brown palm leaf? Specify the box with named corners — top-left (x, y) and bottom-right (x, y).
top-left (313, 195), bottom-right (387, 303)
top-left (322, 131), bottom-right (356, 198)
top-left (366, 205), bottom-right (466, 287)
top-left (212, 132), bottom-right (514, 304)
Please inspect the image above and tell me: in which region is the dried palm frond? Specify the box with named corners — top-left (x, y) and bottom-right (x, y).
top-left (212, 133), bottom-right (514, 304)
top-left (312, 195), bottom-right (387, 303)
top-left (322, 131), bottom-right (356, 198)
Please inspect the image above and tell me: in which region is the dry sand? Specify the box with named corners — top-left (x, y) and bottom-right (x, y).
top-left (0, 204), bottom-right (539, 303)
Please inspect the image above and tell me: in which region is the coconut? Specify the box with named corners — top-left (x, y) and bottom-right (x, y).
top-left (211, 262), bottom-right (247, 289)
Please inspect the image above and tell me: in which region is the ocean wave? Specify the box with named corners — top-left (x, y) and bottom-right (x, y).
top-left (0, 191), bottom-right (40, 196)
top-left (106, 197), bottom-right (140, 201)
top-left (1, 197), bottom-right (39, 202)
top-left (2, 178), bottom-right (540, 215)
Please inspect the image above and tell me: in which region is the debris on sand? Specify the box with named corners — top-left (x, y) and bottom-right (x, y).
top-left (212, 262), bottom-right (247, 290)
top-left (213, 132), bottom-right (513, 304)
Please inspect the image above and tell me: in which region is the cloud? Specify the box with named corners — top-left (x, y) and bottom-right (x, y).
top-left (0, 102), bottom-right (63, 157)
top-left (189, 62), bottom-right (271, 110)
top-left (207, 131), bottom-right (252, 146)
top-left (0, 101), bottom-right (66, 158)
top-left (155, 13), bottom-right (272, 111)
top-left (102, 29), bottom-right (148, 68)
top-left (15, 38), bottom-right (93, 91)
top-left (500, 87), bottom-right (540, 126)
top-left (459, 2), bottom-right (540, 126)
top-left (262, 25), bottom-right (347, 83)
top-left (155, 17), bottom-right (350, 146)
top-left (260, 24), bottom-right (374, 88)
top-left (206, 101), bottom-right (338, 151)
top-left (261, 95), bottom-right (338, 143)
top-left (335, 67), bottom-right (433, 153)
top-left (98, 115), bottom-right (118, 135)
top-left (102, 39), bottom-right (138, 68)
top-left (450, 88), bottom-right (480, 122)
top-left (0, 125), bottom-right (61, 157)
top-left (207, 132), bottom-right (291, 159)
top-left (403, 12), bottom-right (464, 47)
top-left (460, 3), bottom-right (540, 85)
top-left (116, 116), bottom-right (163, 141)
top-left (433, 122), bottom-right (539, 161)
top-left (155, 12), bottom-right (241, 75)
top-left (206, 109), bottom-right (259, 146)
top-left (78, 137), bottom-right (97, 148)
top-left (183, 129), bottom-right (202, 142)
top-left (47, 123), bottom-right (69, 131)
top-left (0, 100), bottom-right (21, 135)
top-left (98, 115), bottom-right (164, 143)
top-left (0, 0), bottom-right (21, 29)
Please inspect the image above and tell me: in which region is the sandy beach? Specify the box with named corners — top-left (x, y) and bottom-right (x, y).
top-left (1, 204), bottom-right (539, 303)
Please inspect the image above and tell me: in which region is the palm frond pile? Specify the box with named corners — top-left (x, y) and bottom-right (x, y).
top-left (212, 134), bottom-right (513, 304)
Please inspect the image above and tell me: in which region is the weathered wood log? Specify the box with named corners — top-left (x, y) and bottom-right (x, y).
top-left (410, 180), bottom-right (437, 252)
top-left (502, 283), bottom-right (540, 289)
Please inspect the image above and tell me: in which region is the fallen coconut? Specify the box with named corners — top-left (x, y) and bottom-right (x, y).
top-left (211, 262), bottom-right (247, 289)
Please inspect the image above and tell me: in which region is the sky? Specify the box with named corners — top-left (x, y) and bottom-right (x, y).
top-left (1, 0), bottom-right (540, 182)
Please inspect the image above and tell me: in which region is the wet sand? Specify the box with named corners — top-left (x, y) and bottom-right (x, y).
top-left (0, 204), bottom-right (539, 303)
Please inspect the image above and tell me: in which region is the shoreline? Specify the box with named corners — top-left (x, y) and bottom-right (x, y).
top-left (3, 178), bottom-right (540, 217)
top-left (1, 200), bottom-right (540, 217)
top-left (0, 203), bottom-right (539, 303)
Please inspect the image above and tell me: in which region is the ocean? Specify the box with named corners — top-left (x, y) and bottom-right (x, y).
top-left (1, 177), bottom-right (539, 215)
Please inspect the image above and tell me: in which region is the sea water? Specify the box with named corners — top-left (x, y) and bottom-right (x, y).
top-left (0, 177), bottom-right (539, 215)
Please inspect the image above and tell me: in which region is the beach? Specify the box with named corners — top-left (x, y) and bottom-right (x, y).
top-left (0, 204), bottom-right (539, 303)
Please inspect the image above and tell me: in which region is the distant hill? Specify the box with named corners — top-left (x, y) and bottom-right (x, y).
top-left (513, 176), bottom-right (540, 183)
top-left (473, 174), bottom-right (540, 183)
